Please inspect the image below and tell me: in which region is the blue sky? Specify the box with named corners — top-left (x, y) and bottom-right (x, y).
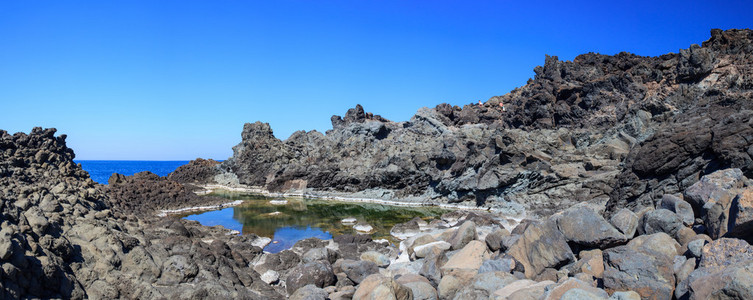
top-left (1, 1), bottom-right (751, 160)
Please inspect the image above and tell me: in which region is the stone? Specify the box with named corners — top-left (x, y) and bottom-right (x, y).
top-left (687, 238), bottom-right (708, 258)
top-left (354, 222), bottom-right (374, 233)
top-left (285, 261), bottom-right (337, 294)
top-left (684, 168), bottom-right (744, 213)
top-left (261, 270), bottom-right (280, 284)
top-left (559, 288), bottom-right (609, 300)
top-left (683, 260), bottom-right (753, 300)
top-left (485, 227), bottom-right (510, 251)
top-left (290, 284), bottom-right (329, 300)
top-left (675, 227), bottom-right (697, 246)
top-left (602, 241), bottom-right (675, 300)
top-left (627, 232), bottom-right (681, 259)
top-left (452, 271), bottom-right (516, 299)
top-left (639, 209), bottom-right (684, 237)
top-left (607, 291), bottom-right (641, 300)
top-left (409, 234), bottom-right (439, 256)
top-left (414, 241), bottom-right (451, 258)
top-left (440, 240), bottom-right (490, 278)
top-left (727, 188), bottom-right (753, 242)
top-left (699, 238), bottom-right (753, 269)
top-left (491, 279), bottom-right (536, 299)
top-left (395, 274), bottom-right (437, 300)
top-left (543, 278), bottom-right (608, 300)
top-left (506, 220), bottom-right (574, 278)
top-left (437, 275), bottom-right (463, 300)
top-left (419, 247), bottom-right (447, 287)
top-left (338, 259), bottom-right (379, 285)
top-left (448, 220), bottom-right (477, 250)
top-left (353, 274), bottom-right (412, 300)
top-left (342, 217), bottom-right (358, 224)
top-left (568, 249), bottom-right (604, 278)
top-left (658, 194), bottom-right (695, 226)
top-left (505, 280), bottom-right (555, 300)
top-left (360, 251), bottom-right (390, 267)
top-left (556, 206), bottom-right (627, 249)
top-left (478, 258), bottom-right (515, 274)
top-left (609, 208), bottom-right (638, 239)
top-left (391, 219), bottom-right (421, 240)
top-left (303, 247), bottom-right (338, 264)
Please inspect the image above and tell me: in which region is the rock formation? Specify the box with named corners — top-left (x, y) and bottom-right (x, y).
top-left (220, 29), bottom-right (753, 217)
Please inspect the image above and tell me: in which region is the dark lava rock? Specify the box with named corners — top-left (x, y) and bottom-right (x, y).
top-left (334, 259), bottom-right (379, 285)
top-left (167, 158), bottom-right (221, 184)
top-left (638, 208), bottom-right (685, 237)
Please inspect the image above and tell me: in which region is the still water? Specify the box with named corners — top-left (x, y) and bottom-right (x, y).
top-left (183, 191), bottom-right (449, 253)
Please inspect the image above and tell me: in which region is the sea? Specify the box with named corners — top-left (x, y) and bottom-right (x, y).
top-left (76, 160), bottom-right (190, 184)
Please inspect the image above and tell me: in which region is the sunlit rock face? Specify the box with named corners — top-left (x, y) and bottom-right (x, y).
top-left (221, 29), bottom-right (753, 218)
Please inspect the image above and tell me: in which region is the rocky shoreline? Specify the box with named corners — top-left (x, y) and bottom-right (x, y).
top-left (2, 28), bottom-right (753, 299)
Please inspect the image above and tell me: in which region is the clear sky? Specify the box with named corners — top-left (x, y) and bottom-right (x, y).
top-left (1, 1), bottom-right (751, 160)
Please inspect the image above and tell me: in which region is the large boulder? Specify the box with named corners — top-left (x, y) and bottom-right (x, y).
top-left (609, 208), bottom-right (639, 239)
top-left (353, 274), bottom-right (412, 300)
top-left (452, 271), bottom-right (517, 300)
top-left (602, 233), bottom-right (677, 300)
top-left (336, 259), bottom-right (379, 285)
top-left (285, 261), bottom-right (336, 294)
top-left (556, 207), bottom-right (627, 249)
top-left (657, 194), bottom-right (695, 226)
top-left (506, 220), bottom-right (574, 278)
top-left (447, 221), bottom-right (477, 250)
top-left (440, 240), bottom-right (490, 279)
top-left (638, 209), bottom-right (684, 237)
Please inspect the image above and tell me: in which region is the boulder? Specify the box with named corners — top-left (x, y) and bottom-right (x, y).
top-left (360, 251), bottom-right (390, 267)
top-left (680, 260), bottom-right (753, 300)
top-left (568, 249), bottom-right (604, 278)
top-left (353, 274), bottom-right (412, 300)
top-left (478, 258), bottom-right (516, 274)
top-left (414, 241), bottom-right (452, 258)
top-left (440, 240), bottom-right (489, 279)
top-left (491, 279), bottom-right (537, 299)
top-left (391, 219), bottom-right (421, 240)
top-left (699, 238), bottom-right (753, 269)
top-left (602, 236), bottom-right (676, 300)
top-left (638, 209), bottom-right (684, 237)
top-left (452, 271), bottom-right (516, 299)
top-left (337, 259), bottom-right (379, 285)
top-left (506, 220), bottom-right (574, 278)
top-left (609, 208), bottom-right (639, 239)
top-left (395, 274), bottom-right (437, 300)
top-left (419, 247), bottom-right (448, 287)
top-left (726, 188), bottom-right (753, 242)
top-left (505, 280), bottom-right (555, 300)
top-left (607, 291), bottom-right (641, 300)
top-left (658, 194), bottom-right (695, 226)
top-left (556, 206), bottom-right (627, 249)
top-left (285, 261), bottom-right (336, 294)
top-left (485, 227), bottom-right (510, 252)
top-left (543, 278), bottom-right (608, 300)
top-left (448, 221), bottom-right (477, 250)
top-left (290, 284), bottom-right (328, 300)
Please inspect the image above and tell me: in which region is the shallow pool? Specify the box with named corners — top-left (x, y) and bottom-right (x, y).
top-left (182, 191), bottom-right (449, 253)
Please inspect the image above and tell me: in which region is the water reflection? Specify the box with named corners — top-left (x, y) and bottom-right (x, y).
top-left (183, 191), bottom-right (448, 253)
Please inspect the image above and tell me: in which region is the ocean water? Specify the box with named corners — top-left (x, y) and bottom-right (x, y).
top-left (76, 160), bottom-right (190, 184)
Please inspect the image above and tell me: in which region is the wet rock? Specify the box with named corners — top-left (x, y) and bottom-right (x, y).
top-left (556, 206), bottom-right (627, 249)
top-left (391, 219), bottom-right (422, 240)
top-left (353, 222), bottom-right (374, 233)
top-left (506, 220), bottom-right (574, 278)
top-left (353, 274), bottom-right (412, 300)
top-left (285, 261), bottom-right (336, 294)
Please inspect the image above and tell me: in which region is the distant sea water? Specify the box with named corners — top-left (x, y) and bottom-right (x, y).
top-left (76, 160), bottom-right (190, 184)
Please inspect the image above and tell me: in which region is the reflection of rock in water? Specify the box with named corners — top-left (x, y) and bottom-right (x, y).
top-left (263, 226), bottom-right (333, 253)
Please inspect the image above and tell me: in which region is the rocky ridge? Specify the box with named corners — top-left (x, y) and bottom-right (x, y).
top-left (218, 29), bottom-right (753, 217)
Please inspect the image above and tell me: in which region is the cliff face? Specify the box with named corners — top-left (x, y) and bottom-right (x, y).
top-left (221, 29), bottom-right (753, 216)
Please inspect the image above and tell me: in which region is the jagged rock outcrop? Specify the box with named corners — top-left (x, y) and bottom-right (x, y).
top-left (220, 29), bottom-right (753, 217)
top-left (0, 128), bottom-right (283, 299)
top-left (167, 158), bottom-right (221, 184)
